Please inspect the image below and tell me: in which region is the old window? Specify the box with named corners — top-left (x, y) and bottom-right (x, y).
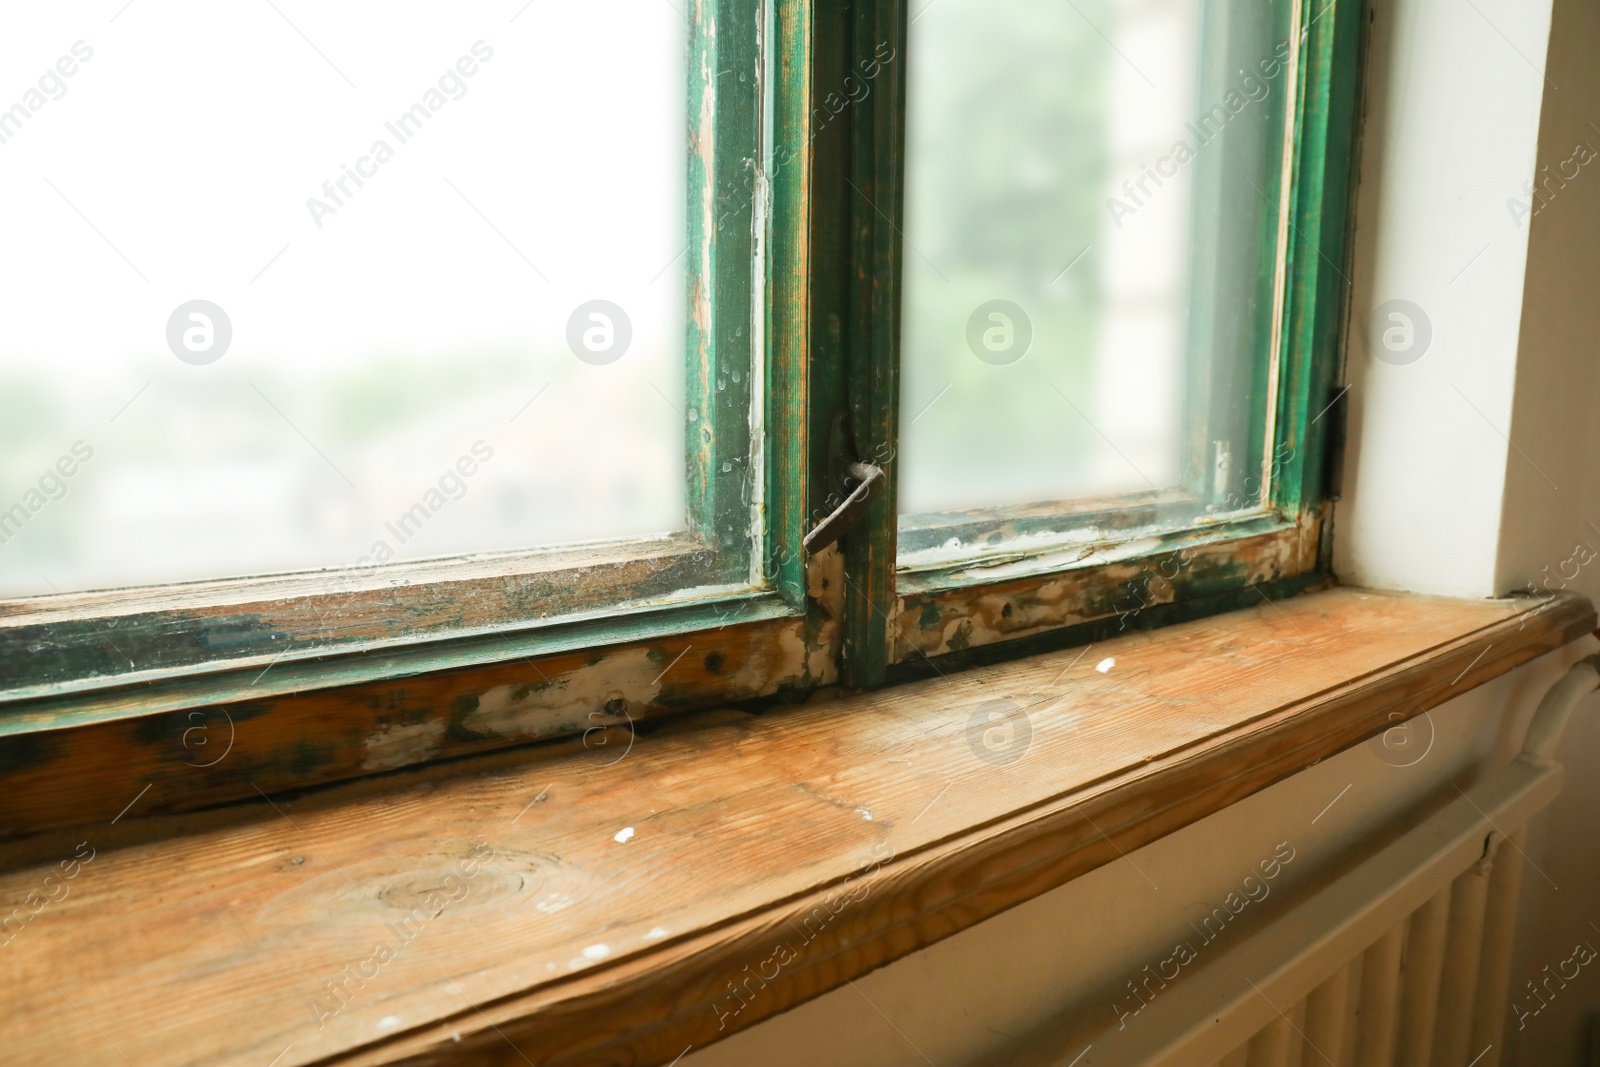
top-left (0, 0), bottom-right (1360, 750)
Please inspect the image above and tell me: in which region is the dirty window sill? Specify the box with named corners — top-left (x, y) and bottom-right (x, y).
top-left (1, 587), bottom-right (1590, 1067)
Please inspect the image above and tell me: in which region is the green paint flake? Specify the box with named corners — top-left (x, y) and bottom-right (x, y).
top-left (946, 620), bottom-right (974, 652)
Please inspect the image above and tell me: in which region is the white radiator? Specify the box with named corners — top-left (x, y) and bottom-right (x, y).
top-left (1020, 657), bottom-right (1600, 1067)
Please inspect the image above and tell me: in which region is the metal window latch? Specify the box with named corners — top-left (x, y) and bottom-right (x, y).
top-left (803, 460), bottom-right (886, 553)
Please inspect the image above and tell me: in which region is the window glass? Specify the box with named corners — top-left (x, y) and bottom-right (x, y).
top-left (0, 1), bottom-right (687, 597)
top-left (898, 0), bottom-right (1295, 546)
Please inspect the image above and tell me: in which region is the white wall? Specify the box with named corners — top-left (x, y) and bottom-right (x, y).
top-left (684, 0), bottom-right (1600, 1062)
top-left (1333, 0), bottom-right (1552, 596)
top-left (1492, 0), bottom-right (1600, 1060)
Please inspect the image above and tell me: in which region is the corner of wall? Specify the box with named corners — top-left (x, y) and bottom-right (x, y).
top-left (1332, 0), bottom-right (1553, 598)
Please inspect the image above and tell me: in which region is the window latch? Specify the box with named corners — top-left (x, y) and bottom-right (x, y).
top-left (803, 461), bottom-right (886, 554)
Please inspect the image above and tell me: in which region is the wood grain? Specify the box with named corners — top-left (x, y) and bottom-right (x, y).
top-left (0, 588), bottom-right (1588, 1067)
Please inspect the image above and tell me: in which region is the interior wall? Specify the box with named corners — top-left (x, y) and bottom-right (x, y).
top-left (1494, 0), bottom-right (1600, 1060)
top-left (680, 0), bottom-right (1600, 1062)
top-left (1332, 0), bottom-right (1550, 596)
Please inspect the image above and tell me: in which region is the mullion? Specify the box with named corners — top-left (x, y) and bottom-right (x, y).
top-left (869, 0), bottom-right (1366, 672)
top-left (838, 0), bottom-right (907, 689)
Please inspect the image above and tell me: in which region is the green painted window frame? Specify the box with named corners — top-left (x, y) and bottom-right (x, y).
top-left (814, 0), bottom-right (1367, 686)
top-left (0, 0), bottom-right (1366, 821)
top-left (0, 0), bottom-right (805, 710)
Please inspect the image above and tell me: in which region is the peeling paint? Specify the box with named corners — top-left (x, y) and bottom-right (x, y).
top-left (894, 525), bottom-right (1306, 661)
top-left (462, 651), bottom-right (656, 740)
top-left (798, 545), bottom-right (845, 684)
top-left (361, 719), bottom-right (447, 772)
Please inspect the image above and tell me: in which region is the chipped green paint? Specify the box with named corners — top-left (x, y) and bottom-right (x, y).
top-left (814, 0), bottom-right (905, 690)
top-left (886, 0), bottom-right (1363, 671)
top-left (768, 0), bottom-right (815, 611)
top-left (944, 620), bottom-right (973, 653)
top-left (686, 0), bottom-right (762, 580)
top-left (1274, 0), bottom-right (1365, 516)
top-left (888, 571), bottom-right (1334, 684)
top-left (0, 539), bottom-right (741, 707)
top-left (0, 594), bottom-right (800, 739)
top-left (895, 520), bottom-right (1315, 663)
top-left (447, 693), bottom-right (485, 744)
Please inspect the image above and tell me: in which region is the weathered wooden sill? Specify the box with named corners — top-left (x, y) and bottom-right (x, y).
top-left (1, 588), bottom-right (1591, 1067)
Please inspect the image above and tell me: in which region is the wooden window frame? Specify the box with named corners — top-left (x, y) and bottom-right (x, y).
top-left (0, 0), bottom-right (1367, 833)
top-left (0, 0), bottom-right (802, 707)
top-left (828, 0), bottom-right (1366, 686)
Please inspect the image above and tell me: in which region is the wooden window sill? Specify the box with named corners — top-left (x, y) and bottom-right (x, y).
top-left (1, 587), bottom-right (1590, 1067)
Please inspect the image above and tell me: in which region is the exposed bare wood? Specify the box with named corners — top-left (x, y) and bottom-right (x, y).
top-left (0, 599), bottom-right (838, 842)
top-left (893, 518), bottom-right (1319, 662)
top-left (0, 588), bottom-right (1588, 1067)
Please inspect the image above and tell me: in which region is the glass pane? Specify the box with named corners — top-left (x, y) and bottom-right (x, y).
top-left (898, 0), bottom-right (1293, 535)
top-left (0, 2), bottom-right (689, 598)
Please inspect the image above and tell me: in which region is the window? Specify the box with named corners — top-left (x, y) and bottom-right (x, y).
top-left (0, 0), bottom-right (1361, 764)
top-left (886, 0), bottom-right (1352, 676)
top-left (899, 0), bottom-right (1295, 544)
top-left (0, 1), bottom-right (773, 700)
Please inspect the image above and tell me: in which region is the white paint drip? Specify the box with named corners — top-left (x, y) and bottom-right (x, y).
top-left (614, 826), bottom-right (635, 843)
top-left (535, 893), bottom-right (573, 915)
top-left (1096, 657), bottom-right (1116, 673)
